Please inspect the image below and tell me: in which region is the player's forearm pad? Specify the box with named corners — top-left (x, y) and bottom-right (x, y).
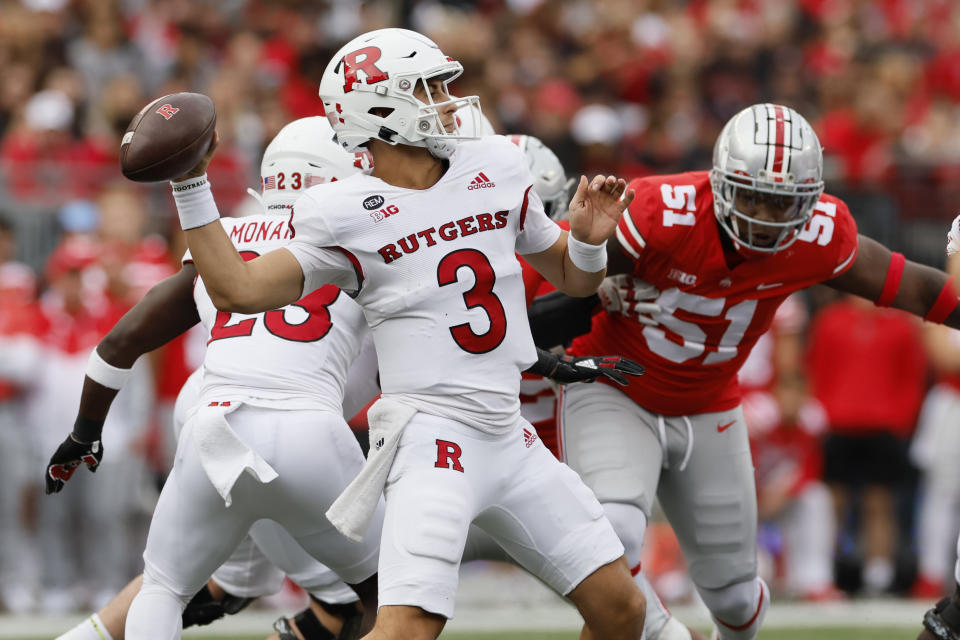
top-left (171, 174), bottom-right (220, 230)
top-left (567, 234), bottom-right (607, 273)
top-left (527, 292), bottom-right (599, 349)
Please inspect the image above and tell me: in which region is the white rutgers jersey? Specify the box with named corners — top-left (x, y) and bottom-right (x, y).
top-left (287, 136), bottom-right (561, 434)
top-left (185, 214), bottom-right (369, 412)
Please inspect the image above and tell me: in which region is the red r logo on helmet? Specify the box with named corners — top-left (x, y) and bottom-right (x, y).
top-left (341, 47), bottom-right (389, 93)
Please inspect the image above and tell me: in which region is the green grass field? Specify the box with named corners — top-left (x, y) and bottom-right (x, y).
top-left (178, 629), bottom-right (917, 640)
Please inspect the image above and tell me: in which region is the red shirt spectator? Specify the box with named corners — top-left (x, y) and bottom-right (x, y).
top-left (806, 295), bottom-right (927, 438)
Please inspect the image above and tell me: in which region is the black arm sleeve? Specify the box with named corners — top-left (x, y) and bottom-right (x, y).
top-left (526, 291), bottom-right (599, 349)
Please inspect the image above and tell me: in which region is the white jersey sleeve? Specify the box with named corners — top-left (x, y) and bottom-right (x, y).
top-left (286, 205), bottom-right (363, 297)
top-left (514, 187), bottom-right (561, 255)
top-left (181, 216), bottom-right (359, 297)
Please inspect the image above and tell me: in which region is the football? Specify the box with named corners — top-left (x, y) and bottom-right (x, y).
top-left (119, 92), bottom-right (217, 183)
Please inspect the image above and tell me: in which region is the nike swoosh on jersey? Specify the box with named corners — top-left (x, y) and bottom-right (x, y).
top-left (717, 420), bottom-right (736, 432)
top-left (755, 282), bottom-right (783, 290)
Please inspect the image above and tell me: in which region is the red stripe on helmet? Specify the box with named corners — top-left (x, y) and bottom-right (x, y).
top-left (771, 105), bottom-right (786, 174)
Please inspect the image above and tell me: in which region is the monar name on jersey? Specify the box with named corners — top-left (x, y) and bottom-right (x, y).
top-left (227, 217), bottom-right (295, 244)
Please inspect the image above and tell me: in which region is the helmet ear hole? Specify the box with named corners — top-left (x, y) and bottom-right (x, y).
top-left (368, 107), bottom-right (395, 119)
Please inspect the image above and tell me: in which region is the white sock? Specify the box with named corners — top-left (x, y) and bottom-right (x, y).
top-left (57, 613), bottom-right (115, 640)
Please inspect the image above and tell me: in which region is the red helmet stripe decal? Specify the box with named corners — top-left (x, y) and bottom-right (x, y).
top-left (771, 104), bottom-right (786, 174)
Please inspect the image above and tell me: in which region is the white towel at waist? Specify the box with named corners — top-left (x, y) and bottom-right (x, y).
top-left (182, 401), bottom-right (278, 507)
top-left (326, 398), bottom-right (417, 542)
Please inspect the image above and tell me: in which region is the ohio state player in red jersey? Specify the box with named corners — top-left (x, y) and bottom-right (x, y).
top-left (553, 103), bottom-right (960, 640)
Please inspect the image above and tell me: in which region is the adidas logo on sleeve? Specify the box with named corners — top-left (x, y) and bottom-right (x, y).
top-left (467, 172), bottom-right (495, 190)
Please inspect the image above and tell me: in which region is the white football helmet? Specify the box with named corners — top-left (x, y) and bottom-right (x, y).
top-left (710, 103), bottom-right (825, 254)
top-left (257, 116), bottom-right (369, 214)
top-left (318, 28), bottom-right (482, 159)
top-left (508, 134), bottom-right (573, 220)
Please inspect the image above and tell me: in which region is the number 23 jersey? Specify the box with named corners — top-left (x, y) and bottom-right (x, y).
top-left (570, 170), bottom-right (859, 416)
top-left (186, 213), bottom-right (369, 413)
top-left (286, 136), bottom-right (561, 435)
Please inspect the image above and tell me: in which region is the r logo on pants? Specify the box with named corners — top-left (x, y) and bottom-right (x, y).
top-left (434, 439), bottom-right (464, 472)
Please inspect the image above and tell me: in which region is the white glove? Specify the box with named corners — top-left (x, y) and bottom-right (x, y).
top-left (948, 213), bottom-right (960, 256)
top-left (597, 275), bottom-right (661, 326)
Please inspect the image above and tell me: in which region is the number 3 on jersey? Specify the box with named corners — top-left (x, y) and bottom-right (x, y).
top-left (437, 249), bottom-right (507, 354)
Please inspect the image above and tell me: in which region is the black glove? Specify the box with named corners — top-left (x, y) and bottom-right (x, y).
top-left (45, 435), bottom-right (103, 495)
top-left (525, 348), bottom-right (644, 386)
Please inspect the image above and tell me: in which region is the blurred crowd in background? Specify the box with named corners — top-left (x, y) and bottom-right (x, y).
top-left (2, 0), bottom-right (960, 617)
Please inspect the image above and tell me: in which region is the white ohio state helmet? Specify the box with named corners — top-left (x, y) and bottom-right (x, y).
top-left (257, 116), bottom-right (370, 214)
top-left (318, 28), bottom-right (483, 159)
top-left (710, 103), bottom-right (825, 254)
top-left (508, 134), bottom-right (572, 220)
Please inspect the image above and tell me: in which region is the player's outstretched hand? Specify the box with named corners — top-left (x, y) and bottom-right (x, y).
top-left (45, 435), bottom-right (103, 495)
top-left (597, 275), bottom-right (661, 326)
top-left (948, 212), bottom-right (960, 256)
top-left (567, 174), bottom-right (636, 246)
top-left (173, 130), bottom-right (220, 182)
top-left (550, 354), bottom-right (644, 387)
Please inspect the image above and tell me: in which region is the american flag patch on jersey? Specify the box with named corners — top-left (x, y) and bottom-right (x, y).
top-left (263, 176), bottom-right (276, 190)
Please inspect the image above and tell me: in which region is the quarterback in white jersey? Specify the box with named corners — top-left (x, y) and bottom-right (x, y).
top-left (172, 27), bottom-right (646, 640)
top-left (46, 117), bottom-right (382, 640)
top-left (289, 133), bottom-right (560, 432)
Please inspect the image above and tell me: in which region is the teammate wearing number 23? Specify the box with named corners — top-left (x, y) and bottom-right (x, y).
top-left (555, 103), bottom-right (960, 640)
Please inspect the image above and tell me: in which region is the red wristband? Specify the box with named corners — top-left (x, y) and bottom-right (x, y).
top-left (876, 252), bottom-right (905, 307)
top-left (925, 276), bottom-right (959, 324)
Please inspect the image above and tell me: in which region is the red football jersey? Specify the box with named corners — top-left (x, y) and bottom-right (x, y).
top-left (570, 171), bottom-right (859, 416)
